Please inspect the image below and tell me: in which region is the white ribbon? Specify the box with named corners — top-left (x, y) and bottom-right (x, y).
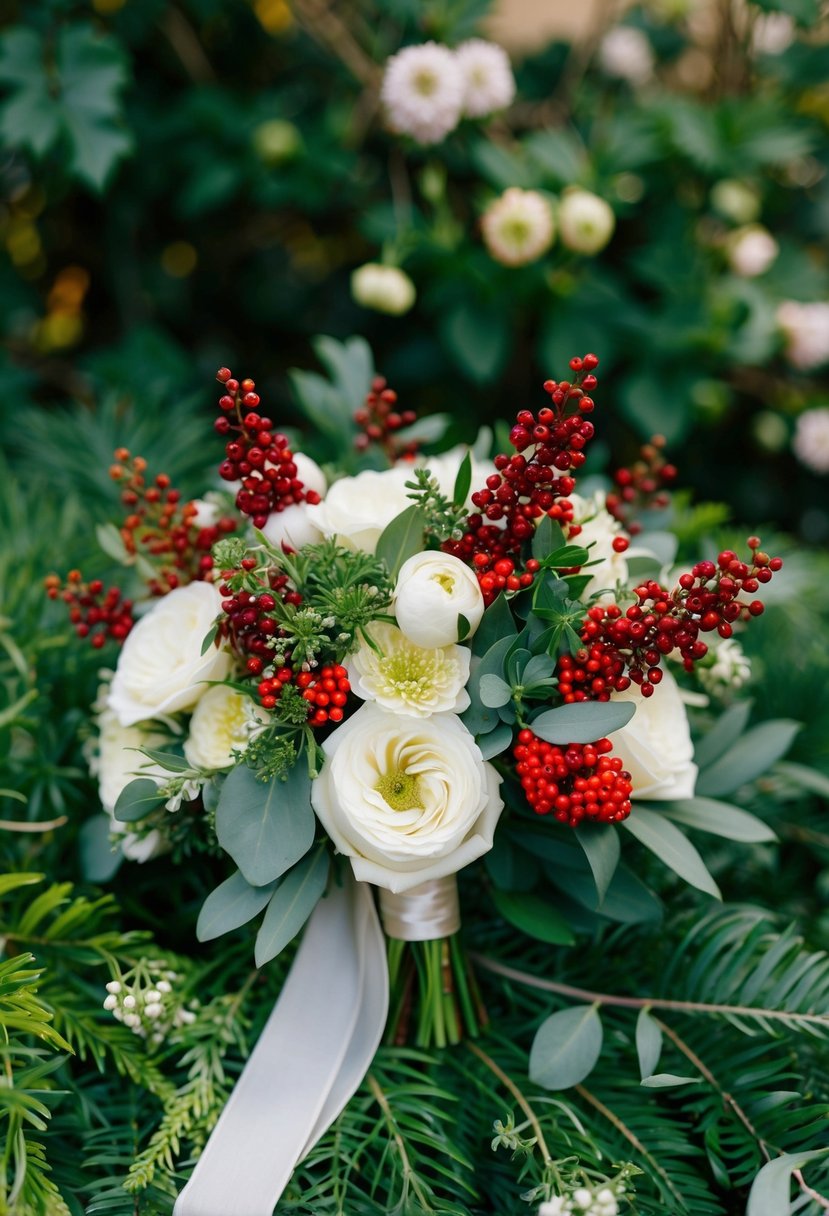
top-left (173, 875), bottom-right (388, 1216)
top-left (379, 875), bottom-right (461, 941)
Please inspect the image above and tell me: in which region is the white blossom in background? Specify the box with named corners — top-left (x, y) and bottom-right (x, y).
top-left (455, 39), bottom-right (515, 118)
top-left (260, 452), bottom-right (328, 551)
top-left (792, 407), bottom-right (829, 473)
top-left (710, 179), bottom-right (761, 225)
top-left (752, 11), bottom-right (795, 55)
top-left (103, 967), bottom-right (197, 1045)
top-left (597, 26), bottom-right (655, 85)
top-left (538, 1182), bottom-right (621, 1215)
top-left (481, 188), bottom-right (555, 267)
top-left (351, 263), bottom-right (416, 316)
top-left (567, 491), bottom-right (629, 601)
top-left (183, 684), bottom-right (270, 770)
top-left (698, 638), bottom-right (752, 698)
top-left (380, 42), bottom-right (464, 145)
top-left (727, 225), bottom-right (778, 277)
top-left (558, 189), bottom-right (616, 256)
top-left (777, 301), bottom-right (829, 371)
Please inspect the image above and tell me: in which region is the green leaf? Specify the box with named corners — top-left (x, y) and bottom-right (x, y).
top-left (113, 778), bottom-right (164, 823)
top-left (747, 1148), bottom-right (829, 1216)
top-left (479, 674), bottom-right (512, 709)
top-left (693, 700), bottom-right (753, 770)
top-left (95, 521), bottom-right (130, 564)
top-left (457, 613), bottom-right (470, 642)
top-left (137, 748), bottom-right (191, 774)
top-left (78, 815), bottom-right (121, 884)
top-left (197, 870), bottom-right (277, 943)
top-left (216, 763), bottom-right (315, 887)
top-left (0, 27), bottom-right (44, 88)
top-left (695, 719), bottom-right (801, 797)
top-left (0, 872), bottom-right (44, 899)
top-left (440, 303), bottom-right (510, 385)
top-left (775, 761), bottom-right (829, 799)
top-left (540, 545), bottom-right (591, 569)
top-left (63, 111), bottom-right (132, 192)
top-left (57, 25), bottom-right (129, 118)
top-left (452, 451), bottom-right (472, 508)
top-left (660, 798), bottom-right (776, 843)
top-left (476, 720), bottom-right (514, 760)
top-left (532, 516), bottom-right (566, 562)
top-left (313, 335), bottom-right (374, 411)
top-left (375, 504), bottom-right (426, 581)
top-left (255, 849), bottom-right (330, 967)
top-left (530, 700), bottom-right (636, 745)
top-left (623, 807), bottom-right (721, 898)
top-left (635, 1008), bottom-right (662, 1079)
top-left (200, 623), bottom-right (219, 656)
top-left (574, 824), bottom-right (620, 903)
top-left (640, 1074), bottom-right (702, 1088)
top-left (492, 890), bottom-right (575, 946)
top-left (530, 1005), bottom-right (603, 1090)
top-left (752, 0), bottom-right (819, 21)
top-left (0, 88), bottom-right (61, 157)
top-left (472, 593), bottom-right (518, 658)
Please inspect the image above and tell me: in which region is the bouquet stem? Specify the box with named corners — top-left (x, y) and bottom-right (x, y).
top-left (385, 929), bottom-right (485, 1047)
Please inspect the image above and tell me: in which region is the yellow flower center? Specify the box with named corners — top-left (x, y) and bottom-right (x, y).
top-left (413, 69), bottom-right (438, 97)
top-left (432, 571), bottom-right (455, 593)
top-left (375, 768), bottom-right (424, 812)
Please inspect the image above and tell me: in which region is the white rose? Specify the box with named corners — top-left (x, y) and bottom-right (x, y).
top-left (569, 492), bottom-right (629, 601)
top-left (305, 466), bottom-right (413, 553)
top-left (184, 684), bottom-right (269, 770)
top-left (260, 453), bottom-right (327, 551)
top-left (609, 669), bottom-right (697, 800)
top-left (558, 189), bottom-right (616, 256)
top-left (347, 621), bottom-right (470, 717)
top-left (311, 704), bottom-right (503, 892)
top-left (108, 582), bottom-right (232, 727)
top-left (394, 551), bottom-right (484, 648)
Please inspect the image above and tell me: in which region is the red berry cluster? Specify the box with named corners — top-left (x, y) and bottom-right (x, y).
top-left (45, 571), bottom-right (134, 649)
top-left (577, 539), bottom-right (782, 697)
top-left (354, 376), bottom-right (418, 459)
top-left (297, 665), bottom-right (350, 727)
top-left (218, 570), bottom-right (302, 668)
top-left (255, 665), bottom-right (295, 708)
top-left (110, 449), bottom-right (235, 595)
top-left (513, 730), bottom-right (632, 825)
top-left (555, 644), bottom-right (633, 703)
top-left (215, 368), bottom-right (321, 530)
top-left (443, 355), bottom-right (599, 603)
top-left (606, 436), bottom-right (677, 536)
top-left (473, 555), bottom-right (540, 599)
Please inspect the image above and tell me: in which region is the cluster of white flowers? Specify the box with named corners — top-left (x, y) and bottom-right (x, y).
top-left (792, 407), bottom-right (829, 474)
top-left (351, 263), bottom-right (416, 316)
top-left (480, 186), bottom-right (616, 267)
top-left (727, 225), bottom-right (778, 278)
top-left (380, 38), bottom-right (514, 146)
top-left (597, 26), bottom-right (655, 85)
top-left (539, 1182), bottom-right (622, 1216)
top-left (777, 301), bottom-right (829, 371)
top-left (103, 969), bottom-right (197, 1045)
top-left (697, 637), bottom-right (752, 698)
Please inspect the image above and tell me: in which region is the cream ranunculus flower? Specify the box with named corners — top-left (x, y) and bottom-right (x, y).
top-left (569, 491), bottom-right (629, 601)
top-left (184, 684), bottom-right (269, 770)
top-left (89, 705), bottom-right (173, 862)
top-left (310, 704), bottom-right (503, 893)
top-left (609, 669), bottom-right (697, 800)
top-left (347, 621), bottom-right (470, 717)
top-left (108, 582), bottom-right (232, 727)
top-left (393, 551), bottom-right (484, 648)
top-left (305, 466), bottom-right (413, 553)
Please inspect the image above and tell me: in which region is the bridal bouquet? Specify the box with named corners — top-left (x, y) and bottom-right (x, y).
top-left (49, 342), bottom-right (795, 1212)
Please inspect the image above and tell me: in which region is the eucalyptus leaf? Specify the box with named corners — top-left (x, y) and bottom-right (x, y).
top-left (695, 719), bottom-right (801, 797)
top-left (661, 798), bottom-right (776, 842)
top-left (747, 1148), bottom-right (829, 1216)
top-left (479, 674), bottom-right (513, 709)
top-left (476, 720), bottom-right (514, 760)
top-left (640, 1073), bottom-right (702, 1088)
top-left (197, 870), bottom-right (277, 943)
top-left (375, 504), bottom-right (426, 580)
top-left (216, 763), bottom-right (315, 887)
top-left (623, 807), bottom-right (721, 898)
top-left (79, 814), bottom-right (121, 883)
top-left (775, 761), bottom-right (829, 799)
top-left (574, 824), bottom-right (621, 903)
top-left (531, 700), bottom-right (636, 745)
top-left (472, 593), bottom-right (518, 657)
top-left (635, 1008), bottom-right (662, 1079)
top-left (530, 1005), bottom-right (603, 1090)
top-left (113, 778), bottom-right (164, 823)
top-left (693, 700), bottom-right (753, 770)
top-left (254, 849), bottom-right (330, 967)
top-left (492, 889), bottom-right (576, 946)
top-left (137, 748), bottom-right (192, 774)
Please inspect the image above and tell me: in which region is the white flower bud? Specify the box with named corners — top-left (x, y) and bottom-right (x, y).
top-left (573, 1189), bottom-right (593, 1210)
top-left (145, 1003), bottom-right (164, 1019)
top-left (727, 225), bottom-right (778, 278)
top-left (481, 188), bottom-right (555, 267)
top-left (793, 407), bottom-right (829, 473)
top-left (558, 190), bottom-right (615, 255)
top-left (124, 1012), bottom-right (140, 1028)
top-left (103, 994), bottom-right (119, 1011)
top-left (393, 551), bottom-right (484, 648)
top-left (145, 990), bottom-right (161, 1004)
top-left (105, 980), bottom-right (122, 994)
top-left (123, 994), bottom-right (136, 1010)
top-left (351, 264), bottom-right (416, 316)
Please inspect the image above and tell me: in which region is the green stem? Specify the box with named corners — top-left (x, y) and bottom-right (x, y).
top-left (450, 933), bottom-right (478, 1038)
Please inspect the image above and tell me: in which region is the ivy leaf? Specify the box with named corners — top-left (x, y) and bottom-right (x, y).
top-left (492, 889), bottom-right (575, 946)
top-left (255, 849), bottom-right (330, 967)
top-left (197, 870), bottom-right (277, 943)
top-left (113, 778), bottom-right (164, 823)
top-left (530, 1005), bottom-right (603, 1090)
top-left (530, 700), bottom-right (636, 745)
top-left (215, 763), bottom-right (315, 886)
top-left (623, 807), bottom-right (721, 898)
top-left (375, 504), bottom-right (426, 580)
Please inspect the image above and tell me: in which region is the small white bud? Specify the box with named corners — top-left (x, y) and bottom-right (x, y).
top-left (105, 980), bottom-right (121, 994)
top-left (123, 994), bottom-right (136, 1010)
top-left (573, 1190), bottom-right (593, 1211)
top-left (124, 1012), bottom-right (140, 1028)
top-left (351, 263), bottom-right (416, 316)
top-left (103, 994), bottom-right (118, 1011)
top-left (145, 990), bottom-right (161, 1004)
top-left (145, 1002), bottom-right (164, 1019)
top-left (595, 1192), bottom-right (615, 1205)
